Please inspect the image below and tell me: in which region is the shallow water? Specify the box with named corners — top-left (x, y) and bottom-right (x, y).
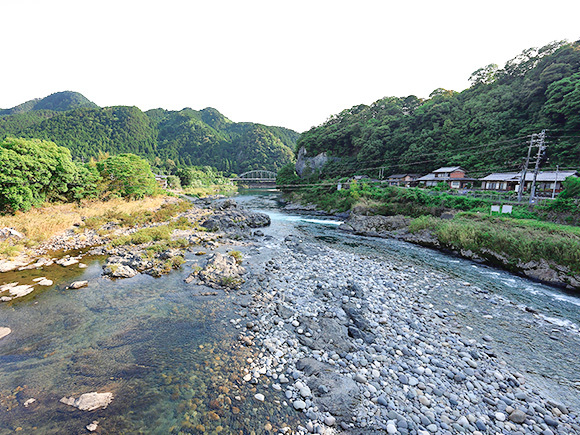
top-left (0, 231), bottom-right (302, 433)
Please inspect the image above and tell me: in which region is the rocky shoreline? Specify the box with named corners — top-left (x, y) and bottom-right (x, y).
top-left (233, 228), bottom-right (580, 435)
top-left (337, 213), bottom-right (580, 292)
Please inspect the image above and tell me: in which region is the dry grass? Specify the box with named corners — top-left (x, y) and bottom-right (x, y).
top-left (0, 196), bottom-right (170, 247)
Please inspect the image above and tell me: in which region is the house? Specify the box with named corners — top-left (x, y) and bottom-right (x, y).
top-left (416, 166), bottom-right (476, 189)
top-left (154, 174), bottom-right (169, 189)
top-left (385, 173), bottom-right (420, 187)
top-left (480, 170), bottom-right (578, 194)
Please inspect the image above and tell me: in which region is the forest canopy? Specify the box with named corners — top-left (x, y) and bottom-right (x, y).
top-left (296, 40), bottom-right (580, 179)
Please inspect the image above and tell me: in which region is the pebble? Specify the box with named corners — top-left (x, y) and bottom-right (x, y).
top-left (293, 400), bottom-right (306, 410)
top-left (254, 393), bottom-right (265, 402)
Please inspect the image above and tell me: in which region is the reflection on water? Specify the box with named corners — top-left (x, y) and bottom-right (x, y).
top-left (0, 232), bottom-right (303, 433)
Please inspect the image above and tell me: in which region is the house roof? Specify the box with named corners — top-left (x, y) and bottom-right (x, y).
top-left (387, 174), bottom-right (407, 179)
top-left (433, 166), bottom-right (463, 173)
top-left (480, 171), bottom-right (578, 182)
top-left (416, 173), bottom-right (437, 181)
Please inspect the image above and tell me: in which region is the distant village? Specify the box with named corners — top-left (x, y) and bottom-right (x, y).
top-left (370, 166), bottom-right (578, 197)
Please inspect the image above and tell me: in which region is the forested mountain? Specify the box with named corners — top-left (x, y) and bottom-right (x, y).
top-left (0, 91), bottom-right (98, 116)
top-left (297, 40), bottom-right (580, 179)
top-left (0, 97), bottom-right (298, 174)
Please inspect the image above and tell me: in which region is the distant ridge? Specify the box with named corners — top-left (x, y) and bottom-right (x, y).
top-left (0, 91), bottom-right (98, 116)
top-left (0, 92), bottom-right (299, 174)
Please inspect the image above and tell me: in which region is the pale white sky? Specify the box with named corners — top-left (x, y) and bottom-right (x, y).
top-left (2, 0), bottom-right (579, 132)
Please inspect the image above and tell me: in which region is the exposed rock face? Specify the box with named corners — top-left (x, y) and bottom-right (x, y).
top-left (185, 252), bottom-right (245, 289)
top-left (295, 146), bottom-right (337, 177)
top-left (60, 392), bottom-right (113, 411)
top-left (339, 214), bottom-right (410, 236)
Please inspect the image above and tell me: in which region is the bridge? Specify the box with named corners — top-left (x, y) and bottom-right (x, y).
top-left (232, 170), bottom-right (277, 187)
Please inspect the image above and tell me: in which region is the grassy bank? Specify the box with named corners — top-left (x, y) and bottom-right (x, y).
top-left (0, 196), bottom-right (187, 259)
top-left (182, 183), bottom-right (237, 198)
top-left (410, 214), bottom-right (580, 273)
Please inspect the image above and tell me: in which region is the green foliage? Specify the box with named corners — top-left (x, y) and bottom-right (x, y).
top-left (176, 166), bottom-right (231, 188)
top-left (295, 40), bottom-right (580, 178)
top-left (410, 215), bottom-right (580, 273)
top-left (229, 250), bottom-right (243, 264)
top-left (276, 163), bottom-right (302, 185)
top-left (0, 137), bottom-right (96, 212)
top-left (0, 91), bottom-right (97, 116)
top-left (110, 225), bottom-right (172, 247)
top-left (1, 97), bottom-right (298, 175)
top-left (558, 176), bottom-right (580, 199)
top-left (96, 153), bottom-right (158, 199)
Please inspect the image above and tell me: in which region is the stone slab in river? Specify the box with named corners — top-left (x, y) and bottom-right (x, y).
top-left (60, 392), bottom-right (113, 411)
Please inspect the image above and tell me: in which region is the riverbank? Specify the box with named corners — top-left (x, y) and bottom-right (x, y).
top-left (236, 226), bottom-right (580, 434)
top-left (280, 198), bottom-right (580, 292)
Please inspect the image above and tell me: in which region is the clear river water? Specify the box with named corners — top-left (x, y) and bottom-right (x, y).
top-left (0, 190), bottom-right (579, 434)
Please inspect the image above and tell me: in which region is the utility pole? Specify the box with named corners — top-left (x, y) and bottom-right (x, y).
top-left (529, 129), bottom-right (547, 203)
top-left (552, 164), bottom-right (559, 199)
top-left (517, 133), bottom-right (536, 202)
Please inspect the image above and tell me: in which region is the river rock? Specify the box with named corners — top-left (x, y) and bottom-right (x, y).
top-left (0, 227), bottom-right (25, 241)
top-left (60, 392), bottom-right (113, 411)
top-left (103, 264), bottom-right (138, 278)
top-left (0, 259), bottom-right (30, 273)
top-left (508, 409), bottom-right (527, 423)
top-left (68, 280), bottom-right (89, 289)
top-left (8, 284), bottom-right (35, 298)
top-left (185, 252), bottom-right (245, 289)
top-left (0, 327), bottom-right (11, 340)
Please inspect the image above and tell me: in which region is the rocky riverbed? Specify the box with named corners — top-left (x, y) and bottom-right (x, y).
top-left (233, 229), bottom-right (580, 434)
top-left (2, 196), bottom-right (579, 434)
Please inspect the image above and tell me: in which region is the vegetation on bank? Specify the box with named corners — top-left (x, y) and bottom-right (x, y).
top-left (0, 137), bottom-right (162, 213)
top-left (409, 214), bottom-right (580, 273)
top-left (281, 178), bottom-right (580, 278)
top-left (0, 196), bottom-right (177, 258)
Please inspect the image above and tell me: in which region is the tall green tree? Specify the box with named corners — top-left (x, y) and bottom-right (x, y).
top-left (0, 137), bottom-right (92, 212)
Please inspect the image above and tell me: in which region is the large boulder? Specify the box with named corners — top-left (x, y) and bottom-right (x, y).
top-left (339, 214), bottom-right (410, 236)
top-left (185, 252), bottom-right (245, 289)
top-left (201, 200), bottom-right (270, 232)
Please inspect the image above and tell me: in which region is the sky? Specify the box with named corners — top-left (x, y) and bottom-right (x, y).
top-left (2, 0), bottom-right (580, 132)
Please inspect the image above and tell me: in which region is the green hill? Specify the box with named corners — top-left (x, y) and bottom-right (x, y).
top-left (0, 91), bottom-right (98, 115)
top-left (296, 40), bottom-right (580, 179)
top-left (0, 96), bottom-right (298, 174)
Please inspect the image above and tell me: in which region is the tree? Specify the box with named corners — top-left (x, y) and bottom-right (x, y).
top-left (0, 137), bottom-right (89, 212)
top-left (96, 153), bottom-right (158, 199)
top-left (469, 64), bottom-right (499, 86)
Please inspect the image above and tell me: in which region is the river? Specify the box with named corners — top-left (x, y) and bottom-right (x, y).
top-left (0, 190), bottom-right (578, 433)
